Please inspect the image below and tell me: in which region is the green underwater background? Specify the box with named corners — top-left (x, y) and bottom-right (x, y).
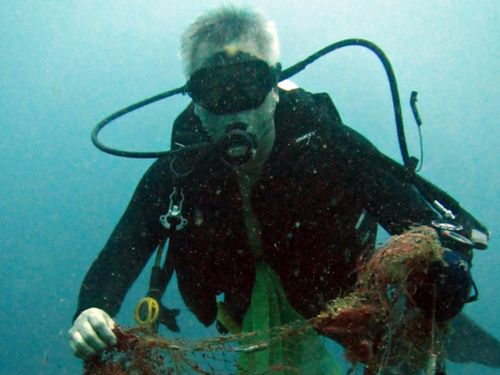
top-left (0, 1), bottom-right (498, 373)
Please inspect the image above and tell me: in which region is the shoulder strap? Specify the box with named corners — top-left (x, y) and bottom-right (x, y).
top-left (275, 88), bottom-right (343, 132)
top-left (171, 102), bottom-right (209, 149)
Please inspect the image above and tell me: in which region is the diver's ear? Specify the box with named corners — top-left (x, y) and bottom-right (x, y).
top-left (273, 62), bottom-right (282, 83)
top-left (271, 87), bottom-right (280, 103)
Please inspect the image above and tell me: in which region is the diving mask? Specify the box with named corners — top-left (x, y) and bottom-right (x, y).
top-left (186, 58), bottom-right (280, 115)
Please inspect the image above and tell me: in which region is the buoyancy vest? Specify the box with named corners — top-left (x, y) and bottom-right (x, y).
top-left (168, 88), bottom-right (377, 326)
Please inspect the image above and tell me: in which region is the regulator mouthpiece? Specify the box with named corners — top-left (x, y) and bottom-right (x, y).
top-left (218, 122), bottom-right (257, 166)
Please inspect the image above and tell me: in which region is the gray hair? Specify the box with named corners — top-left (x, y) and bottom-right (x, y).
top-left (180, 5), bottom-right (280, 77)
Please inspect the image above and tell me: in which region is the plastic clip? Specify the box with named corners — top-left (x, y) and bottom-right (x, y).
top-left (134, 297), bottom-right (160, 326)
top-left (160, 188), bottom-right (188, 230)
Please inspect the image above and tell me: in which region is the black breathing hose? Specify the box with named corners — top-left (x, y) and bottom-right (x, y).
top-left (91, 39), bottom-right (411, 165)
top-left (91, 87), bottom-right (189, 158)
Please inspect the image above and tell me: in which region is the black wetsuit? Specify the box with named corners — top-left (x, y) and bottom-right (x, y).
top-left (75, 88), bottom-right (438, 326)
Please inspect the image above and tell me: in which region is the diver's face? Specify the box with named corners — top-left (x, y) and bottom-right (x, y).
top-left (194, 90), bottom-right (278, 143)
top-left (190, 45), bottom-right (279, 148)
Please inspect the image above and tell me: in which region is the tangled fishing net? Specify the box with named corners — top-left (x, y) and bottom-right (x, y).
top-left (84, 226), bottom-right (449, 375)
top-left (314, 225), bottom-right (449, 374)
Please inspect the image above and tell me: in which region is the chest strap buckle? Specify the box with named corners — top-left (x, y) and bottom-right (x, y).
top-left (160, 187), bottom-right (188, 231)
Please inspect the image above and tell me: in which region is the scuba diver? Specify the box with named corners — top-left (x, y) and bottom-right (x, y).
top-left (69, 5), bottom-right (497, 372)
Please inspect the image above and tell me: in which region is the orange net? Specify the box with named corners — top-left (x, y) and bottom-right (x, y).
top-left (84, 226), bottom-right (448, 375)
top-left (83, 325), bottom-right (260, 374)
top-left (314, 225), bottom-right (448, 374)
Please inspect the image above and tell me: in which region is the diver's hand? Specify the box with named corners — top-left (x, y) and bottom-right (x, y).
top-left (410, 248), bottom-right (472, 321)
top-left (68, 308), bottom-right (117, 359)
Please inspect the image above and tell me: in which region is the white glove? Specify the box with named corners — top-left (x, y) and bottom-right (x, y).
top-left (68, 307), bottom-right (117, 359)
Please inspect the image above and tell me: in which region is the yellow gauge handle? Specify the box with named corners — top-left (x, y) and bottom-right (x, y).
top-left (134, 297), bottom-right (160, 326)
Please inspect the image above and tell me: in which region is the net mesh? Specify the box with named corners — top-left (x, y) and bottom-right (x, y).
top-left (84, 226), bottom-right (449, 375)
